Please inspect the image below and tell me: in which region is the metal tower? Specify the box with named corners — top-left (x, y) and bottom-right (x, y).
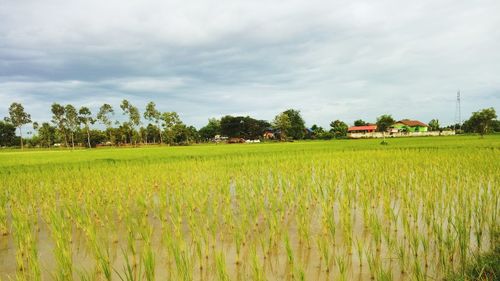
top-left (455, 91), bottom-right (461, 131)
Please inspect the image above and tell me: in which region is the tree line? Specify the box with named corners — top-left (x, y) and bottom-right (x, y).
top-left (1, 100), bottom-right (498, 149)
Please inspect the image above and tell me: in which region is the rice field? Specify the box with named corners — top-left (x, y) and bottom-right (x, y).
top-left (0, 136), bottom-right (499, 281)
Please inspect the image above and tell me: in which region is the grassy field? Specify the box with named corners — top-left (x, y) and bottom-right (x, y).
top-left (0, 135), bottom-right (499, 281)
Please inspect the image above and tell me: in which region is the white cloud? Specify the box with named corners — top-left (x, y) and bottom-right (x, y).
top-left (0, 0), bottom-right (499, 128)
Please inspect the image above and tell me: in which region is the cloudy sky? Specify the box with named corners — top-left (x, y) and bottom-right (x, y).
top-left (0, 0), bottom-right (499, 128)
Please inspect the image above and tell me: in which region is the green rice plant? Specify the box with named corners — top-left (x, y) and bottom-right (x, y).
top-left (169, 240), bottom-right (192, 281)
top-left (135, 217), bottom-right (155, 281)
top-left (420, 233), bottom-right (430, 268)
top-left (335, 254), bottom-right (349, 281)
top-left (47, 209), bottom-right (73, 281)
top-left (316, 235), bottom-right (331, 272)
top-left (397, 244), bottom-right (408, 274)
top-left (293, 265), bottom-right (305, 281)
top-left (412, 259), bottom-right (425, 281)
top-left (11, 203), bottom-right (41, 281)
top-left (215, 251), bottom-right (230, 281)
top-left (114, 249), bottom-right (143, 281)
top-left (284, 232), bottom-right (294, 265)
top-left (233, 224), bottom-right (244, 265)
top-left (0, 136), bottom-right (498, 280)
top-left (366, 246), bottom-right (378, 280)
top-left (0, 190), bottom-right (8, 236)
top-left (355, 238), bottom-right (364, 268)
top-left (375, 267), bottom-right (393, 281)
top-left (78, 269), bottom-right (96, 281)
top-left (250, 247), bottom-right (266, 281)
top-left (452, 215), bottom-right (471, 274)
top-left (84, 221), bottom-right (112, 281)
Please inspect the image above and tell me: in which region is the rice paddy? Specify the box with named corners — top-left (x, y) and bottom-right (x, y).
top-left (0, 136), bottom-right (499, 281)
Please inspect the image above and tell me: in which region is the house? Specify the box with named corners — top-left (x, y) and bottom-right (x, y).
top-left (348, 125), bottom-right (377, 133)
top-left (263, 129), bottom-right (275, 139)
top-left (392, 120), bottom-right (428, 132)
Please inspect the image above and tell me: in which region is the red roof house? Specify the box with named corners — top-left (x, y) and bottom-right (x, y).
top-left (348, 125), bottom-right (377, 133)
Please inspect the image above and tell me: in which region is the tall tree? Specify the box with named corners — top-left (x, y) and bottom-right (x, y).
top-left (144, 101), bottom-right (162, 144)
top-left (220, 116), bottom-right (269, 139)
top-left (376, 114), bottom-right (395, 132)
top-left (161, 112), bottom-right (182, 145)
top-left (51, 103), bottom-right (68, 147)
top-left (354, 119), bottom-right (368, 126)
top-left (120, 100), bottom-right (141, 145)
top-left (65, 104), bottom-right (78, 149)
top-left (272, 113), bottom-right (291, 141)
top-left (220, 116), bottom-right (244, 138)
top-left (7, 102), bottom-right (32, 149)
top-left (0, 120), bottom-right (17, 147)
top-left (428, 119), bottom-right (440, 131)
top-left (199, 118), bottom-right (221, 141)
top-left (78, 107), bottom-right (95, 148)
top-left (97, 103), bottom-right (114, 143)
top-left (329, 120), bottom-right (348, 138)
top-left (464, 108), bottom-right (497, 137)
top-left (282, 109), bottom-right (306, 140)
top-left (376, 114), bottom-right (395, 142)
top-left (38, 122), bottom-right (56, 148)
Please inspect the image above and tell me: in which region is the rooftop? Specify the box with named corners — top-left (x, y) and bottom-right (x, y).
top-left (396, 119), bottom-right (428, 127)
top-left (348, 125), bottom-right (377, 132)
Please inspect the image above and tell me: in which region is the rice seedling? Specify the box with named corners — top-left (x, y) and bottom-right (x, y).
top-left (316, 235), bottom-right (331, 272)
top-left (214, 251), bottom-right (230, 281)
top-left (47, 209), bottom-right (73, 281)
top-left (335, 254), bottom-right (349, 281)
top-left (250, 246), bottom-right (267, 281)
top-left (0, 136), bottom-right (498, 281)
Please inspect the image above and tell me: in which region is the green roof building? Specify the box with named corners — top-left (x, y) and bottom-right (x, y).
top-left (392, 119), bottom-right (428, 132)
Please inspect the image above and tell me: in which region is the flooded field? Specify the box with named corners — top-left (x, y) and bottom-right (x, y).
top-left (0, 136), bottom-right (499, 280)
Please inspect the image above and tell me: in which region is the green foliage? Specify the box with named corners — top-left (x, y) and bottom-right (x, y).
top-left (282, 109), bottom-right (306, 140)
top-left (429, 119), bottom-right (440, 131)
top-left (329, 119), bottom-right (348, 138)
top-left (463, 107), bottom-right (497, 136)
top-left (51, 103), bottom-right (68, 146)
top-left (37, 122), bottom-right (57, 147)
top-left (220, 115), bottom-right (269, 139)
top-left (310, 124), bottom-right (333, 140)
top-left (65, 104), bottom-right (79, 148)
top-left (272, 112), bottom-right (291, 140)
top-left (199, 118), bottom-right (221, 141)
top-left (0, 135), bottom-right (498, 280)
top-left (6, 102), bottom-right (31, 149)
top-left (376, 114), bottom-right (395, 132)
top-left (120, 100), bottom-right (141, 144)
top-left (97, 104), bottom-right (114, 128)
top-left (144, 102), bottom-right (162, 143)
top-left (0, 120), bottom-right (17, 147)
top-left (78, 107), bottom-right (95, 148)
top-left (447, 243), bottom-right (499, 281)
top-left (354, 119), bottom-right (368, 126)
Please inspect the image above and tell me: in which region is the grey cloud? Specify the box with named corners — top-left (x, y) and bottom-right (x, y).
top-left (0, 0), bottom-right (499, 128)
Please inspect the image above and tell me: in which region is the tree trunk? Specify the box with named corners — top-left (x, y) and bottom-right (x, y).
top-left (107, 128), bottom-right (113, 146)
top-left (19, 127), bottom-right (23, 150)
top-left (62, 128), bottom-right (69, 148)
top-left (71, 132), bottom-right (74, 149)
top-left (159, 124), bottom-right (163, 145)
top-left (86, 126), bottom-right (91, 148)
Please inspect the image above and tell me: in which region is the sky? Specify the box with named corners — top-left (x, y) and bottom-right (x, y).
top-left (0, 0), bottom-right (499, 129)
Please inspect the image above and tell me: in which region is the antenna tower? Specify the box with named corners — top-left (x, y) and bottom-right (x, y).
top-left (455, 91), bottom-right (461, 131)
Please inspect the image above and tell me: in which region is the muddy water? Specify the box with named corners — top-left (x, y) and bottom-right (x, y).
top-left (0, 205), bottom-right (487, 281)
